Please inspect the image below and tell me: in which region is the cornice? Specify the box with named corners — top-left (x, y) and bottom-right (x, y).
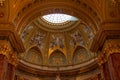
top-left (90, 22), bottom-right (120, 52)
top-left (18, 58), bottom-right (98, 76)
top-left (33, 19), bottom-right (81, 32)
top-left (0, 23), bottom-right (25, 53)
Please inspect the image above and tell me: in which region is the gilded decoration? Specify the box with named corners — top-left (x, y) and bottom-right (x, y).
top-left (17, 0), bottom-right (99, 75)
top-left (97, 39), bottom-right (120, 65)
top-left (25, 47), bottom-right (43, 65)
top-left (49, 50), bottom-right (66, 66)
top-left (20, 13), bottom-right (95, 67)
top-left (107, 0), bottom-right (120, 18)
top-left (73, 47), bottom-right (89, 64)
top-left (0, 42), bottom-right (18, 66)
top-left (15, 0), bottom-right (100, 33)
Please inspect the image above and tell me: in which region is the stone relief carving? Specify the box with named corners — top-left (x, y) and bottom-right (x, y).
top-left (0, 43), bottom-right (18, 66)
top-left (30, 31), bottom-right (45, 50)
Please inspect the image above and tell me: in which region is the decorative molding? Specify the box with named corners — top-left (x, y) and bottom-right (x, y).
top-left (0, 23), bottom-right (25, 53)
top-left (18, 58), bottom-right (98, 76)
top-left (90, 22), bottom-right (120, 52)
top-left (97, 39), bottom-right (120, 65)
top-left (108, 0), bottom-right (120, 19)
top-left (14, 1), bottom-right (100, 34)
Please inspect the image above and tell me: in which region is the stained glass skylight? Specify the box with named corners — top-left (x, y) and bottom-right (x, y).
top-left (42, 13), bottom-right (78, 24)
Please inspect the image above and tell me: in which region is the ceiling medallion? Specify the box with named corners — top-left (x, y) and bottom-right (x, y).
top-left (42, 13), bottom-right (78, 25)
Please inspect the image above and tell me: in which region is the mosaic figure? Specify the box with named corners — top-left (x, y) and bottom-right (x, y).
top-left (71, 31), bottom-right (85, 47)
top-left (50, 35), bottom-right (64, 49)
top-left (21, 26), bottom-right (33, 42)
top-left (30, 31), bottom-right (45, 50)
top-left (84, 26), bottom-right (94, 40)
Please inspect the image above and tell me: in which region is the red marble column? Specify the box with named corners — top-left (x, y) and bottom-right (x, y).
top-left (0, 54), bottom-right (8, 80)
top-left (0, 54), bottom-right (16, 80)
top-left (6, 63), bottom-right (16, 80)
top-left (108, 53), bottom-right (120, 80)
top-left (102, 53), bottom-right (120, 80)
top-left (102, 62), bottom-right (111, 80)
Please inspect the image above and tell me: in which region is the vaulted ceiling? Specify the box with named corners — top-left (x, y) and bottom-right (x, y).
top-left (1, 0), bottom-right (120, 79)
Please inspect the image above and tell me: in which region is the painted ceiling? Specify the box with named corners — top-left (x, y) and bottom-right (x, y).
top-left (20, 14), bottom-right (96, 68)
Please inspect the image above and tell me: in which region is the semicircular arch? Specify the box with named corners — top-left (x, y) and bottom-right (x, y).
top-left (24, 46), bottom-right (43, 65)
top-left (49, 49), bottom-right (66, 66)
top-left (72, 46), bottom-right (90, 64)
top-left (15, 1), bottom-right (99, 34)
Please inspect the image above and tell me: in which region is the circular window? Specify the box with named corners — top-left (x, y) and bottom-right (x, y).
top-left (42, 13), bottom-right (78, 24)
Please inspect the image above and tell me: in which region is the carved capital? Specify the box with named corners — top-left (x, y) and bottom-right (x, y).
top-left (0, 43), bottom-right (18, 66)
top-left (97, 39), bottom-right (120, 65)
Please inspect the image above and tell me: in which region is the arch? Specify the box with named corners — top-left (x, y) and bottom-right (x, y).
top-left (49, 49), bottom-right (66, 66)
top-left (14, 1), bottom-right (100, 34)
top-left (72, 46), bottom-right (89, 64)
top-left (25, 46), bottom-right (43, 65)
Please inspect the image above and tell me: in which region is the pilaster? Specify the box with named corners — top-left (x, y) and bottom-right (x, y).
top-left (0, 23), bottom-right (25, 80)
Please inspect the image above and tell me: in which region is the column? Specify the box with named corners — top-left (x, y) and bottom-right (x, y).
top-left (0, 22), bottom-right (25, 80)
top-left (0, 41), bottom-right (18, 80)
top-left (97, 39), bottom-right (120, 80)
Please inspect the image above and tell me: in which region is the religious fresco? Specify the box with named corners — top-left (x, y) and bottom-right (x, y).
top-left (84, 26), bottom-right (94, 40)
top-left (73, 47), bottom-right (89, 64)
top-left (70, 30), bottom-right (85, 48)
top-left (30, 31), bottom-right (45, 50)
top-left (49, 50), bottom-right (66, 66)
top-left (49, 34), bottom-right (64, 49)
top-left (25, 48), bottom-right (43, 65)
top-left (21, 26), bottom-right (33, 42)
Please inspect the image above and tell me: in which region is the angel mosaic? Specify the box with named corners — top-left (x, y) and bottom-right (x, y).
top-left (50, 35), bottom-right (64, 49)
top-left (70, 31), bottom-right (85, 47)
top-left (21, 26), bottom-right (33, 42)
top-left (84, 26), bottom-right (94, 40)
top-left (30, 31), bottom-right (45, 50)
